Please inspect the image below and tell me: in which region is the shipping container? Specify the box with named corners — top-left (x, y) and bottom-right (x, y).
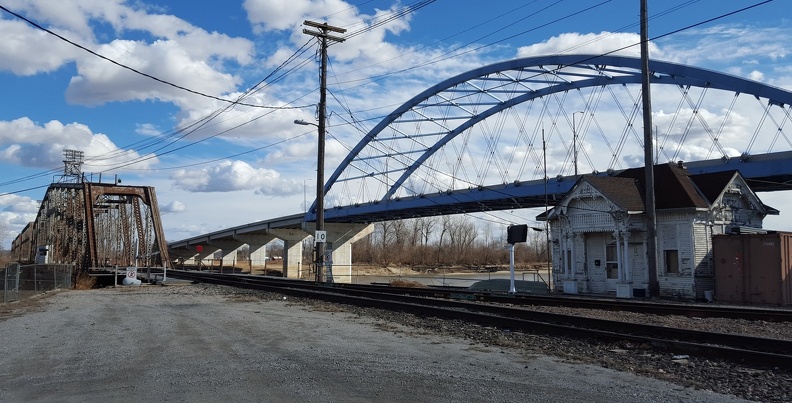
top-left (712, 232), bottom-right (792, 306)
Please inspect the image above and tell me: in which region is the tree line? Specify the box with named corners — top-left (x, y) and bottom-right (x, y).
top-left (352, 215), bottom-right (549, 269)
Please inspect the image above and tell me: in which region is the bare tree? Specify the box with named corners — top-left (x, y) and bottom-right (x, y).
top-left (236, 245), bottom-right (250, 261)
top-left (353, 214), bottom-right (544, 268)
top-left (266, 240), bottom-right (284, 259)
top-left (526, 230), bottom-right (548, 262)
top-left (414, 216), bottom-right (436, 246)
top-left (448, 216), bottom-right (477, 263)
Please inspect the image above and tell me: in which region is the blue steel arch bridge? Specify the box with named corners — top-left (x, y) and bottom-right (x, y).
top-left (167, 54), bottom-right (792, 279)
top-left (313, 54), bottom-right (792, 224)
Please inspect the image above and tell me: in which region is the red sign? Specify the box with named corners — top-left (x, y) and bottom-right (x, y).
top-left (196, 245), bottom-right (203, 252)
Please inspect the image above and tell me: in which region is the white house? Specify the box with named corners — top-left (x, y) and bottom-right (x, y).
top-left (538, 162), bottom-right (776, 300)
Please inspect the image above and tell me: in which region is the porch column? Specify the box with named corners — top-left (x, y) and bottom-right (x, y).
top-left (614, 230), bottom-right (623, 282)
top-left (622, 232), bottom-right (631, 283)
top-left (570, 233), bottom-right (576, 278)
top-left (562, 232), bottom-right (569, 278)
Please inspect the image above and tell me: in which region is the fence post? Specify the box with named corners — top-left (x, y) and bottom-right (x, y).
top-left (15, 264), bottom-right (20, 300)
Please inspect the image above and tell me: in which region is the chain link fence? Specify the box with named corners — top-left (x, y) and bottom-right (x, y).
top-left (2, 263), bottom-right (74, 303)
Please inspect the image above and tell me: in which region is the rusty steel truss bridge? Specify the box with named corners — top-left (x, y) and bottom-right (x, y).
top-left (10, 151), bottom-right (170, 270)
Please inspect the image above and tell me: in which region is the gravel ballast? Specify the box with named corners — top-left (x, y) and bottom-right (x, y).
top-left (0, 284), bottom-right (783, 402)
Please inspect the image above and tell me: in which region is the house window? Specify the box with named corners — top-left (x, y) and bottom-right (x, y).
top-left (664, 250), bottom-right (680, 274)
top-left (605, 244), bottom-right (618, 279)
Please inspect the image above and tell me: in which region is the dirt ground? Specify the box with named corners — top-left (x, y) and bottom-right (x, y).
top-left (0, 285), bottom-right (747, 403)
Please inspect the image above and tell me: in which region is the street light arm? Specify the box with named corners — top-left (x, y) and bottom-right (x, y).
top-left (294, 119), bottom-right (318, 127)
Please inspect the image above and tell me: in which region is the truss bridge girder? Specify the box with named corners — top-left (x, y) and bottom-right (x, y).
top-left (15, 182), bottom-right (171, 270)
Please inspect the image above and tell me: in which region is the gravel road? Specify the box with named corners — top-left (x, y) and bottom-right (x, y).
top-left (0, 284), bottom-right (758, 402)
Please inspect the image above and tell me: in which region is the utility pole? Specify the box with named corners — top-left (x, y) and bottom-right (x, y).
top-left (302, 20), bottom-right (346, 283)
top-left (543, 127), bottom-right (551, 291)
top-left (640, 0), bottom-right (659, 297)
top-left (572, 111), bottom-right (583, 176)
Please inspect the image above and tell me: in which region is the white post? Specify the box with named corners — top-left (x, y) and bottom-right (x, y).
top-left (569, 233), bottom-right (575, 278)
top-left (561, 233), bottom-right (568, 278)
top-left (509, 243), bottom-right (516, 294)
top-left (623, 233), bottom-right (631, 283)
top-left (615, 230), bottom-right (623, 282)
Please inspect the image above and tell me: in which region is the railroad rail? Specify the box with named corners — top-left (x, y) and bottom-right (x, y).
top-left (337, 282), bottom-right (792, 322)
top-left (161, 270), bottom-right (792, 368)
top-left (159, 269), bottom-right (792, 322)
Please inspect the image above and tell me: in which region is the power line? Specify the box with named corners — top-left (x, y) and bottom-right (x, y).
top-left (320, 1), bottom-right (775, 225)
top-left (0, 4), bottom-right (312, 110)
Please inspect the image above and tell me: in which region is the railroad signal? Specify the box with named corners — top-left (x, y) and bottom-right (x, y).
top-left (507, 224), bottom-right (528, 245)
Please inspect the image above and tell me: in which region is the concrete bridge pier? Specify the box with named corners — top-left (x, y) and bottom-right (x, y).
top-left (269, 229), bottom-right (309, 279)
top-left (191, 247), bottom-right (219, 270)
top-left (169, 249), bottom-right (198, 268)
top-left (304, 223), bottom-right (374, 284)
top-left (234, 235), bottom-right (276, 273)
top-left (207, 240), bottom-right (244, 271)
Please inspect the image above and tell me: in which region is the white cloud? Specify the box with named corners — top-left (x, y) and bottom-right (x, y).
top-left (0, 193), bottom-right (39, 248)
top-left (516, 32), bottom-right (662, 59)
top-left (0, 18), bottom-right (81, 75)
top-left (0, 194), bottom-right (39, 214)
top-left (659, 25), bottom-right (790, 67)
top-left (244, 0), bottom-right (355, 33)
top-left (160, 200), bottom-right (186, 214)
top-left (171, 160), bottom-right (301, 194)
top-left (245, 0), bottom-right (426, 74)
top-left (65, 39), bottom-right (244, 106)
top-left (1, 0), bottom-right (254, 106)
top-left (0, 117), bottom-right (158, 170)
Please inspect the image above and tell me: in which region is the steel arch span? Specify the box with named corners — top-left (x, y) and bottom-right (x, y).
top-left (313, 54), bottom-right (792, 222)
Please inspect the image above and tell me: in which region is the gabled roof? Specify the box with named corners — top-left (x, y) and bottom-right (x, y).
top-left (616, 163), bottom-right (710, 209)
top-left (691, 170), bottom-right (778, 215)
top-left (582, 176), bottom-right (645, 212)
top-left (539, 162), bottom-right (771, 221)
top-left (689, 170), bottom-right (738, 204)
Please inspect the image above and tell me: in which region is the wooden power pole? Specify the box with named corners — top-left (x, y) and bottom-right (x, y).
top-left (640, 0), bottom-right (659, 297)
top-left (302, 20), bottom-right (346, 283)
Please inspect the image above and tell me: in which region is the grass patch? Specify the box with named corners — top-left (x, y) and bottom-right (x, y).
top-left (389, 279), bottom-right (426, 288)
top-left (74, 272), bottom-right (96, 290)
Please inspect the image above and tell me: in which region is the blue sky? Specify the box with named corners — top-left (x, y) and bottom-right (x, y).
top-left (0, 0), bottom-right (790, 248)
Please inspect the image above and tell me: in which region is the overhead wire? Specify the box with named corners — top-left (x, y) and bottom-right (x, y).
top-left (341, 0), bottom-right (437, 41)
top-left (320, 0), bottom-right (775, 224)
top-left (1, 0), bottom-right (776, 221)
top-left (110, 39), bottom-right (317, 159)
top-left (0, 32), bottom-right (317, 182)
top-left (0, 0), bottom-right (481, 204)
top-left (0, 4), bottom-right (312, 110)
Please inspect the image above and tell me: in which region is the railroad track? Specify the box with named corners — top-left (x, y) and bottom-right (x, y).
top-left (162, 270), bottom-right (792, 368)
top-left (337, 282), bottom-right (792, 322)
